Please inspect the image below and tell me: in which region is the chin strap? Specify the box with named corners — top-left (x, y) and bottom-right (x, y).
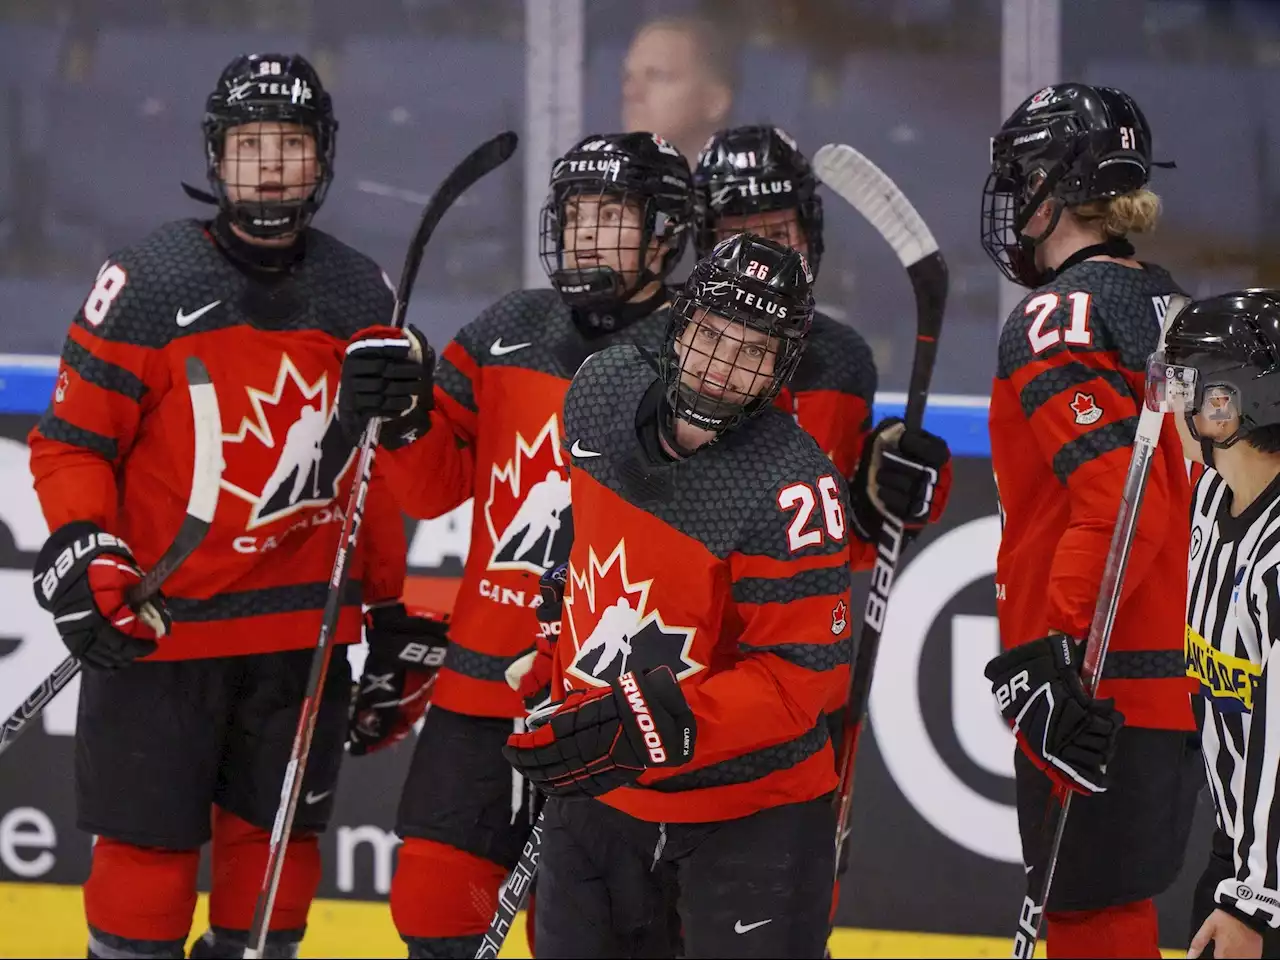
top-left (1201, 435), bottom-right (1217, 468)
top-left (182, 181), bottom-right (219, 205)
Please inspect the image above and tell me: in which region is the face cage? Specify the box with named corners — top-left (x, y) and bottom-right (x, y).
top-left (205, 115), bottom-right (335, 240)
top-left (694, 195), bottom-right (824, 274)
top-left (659, 293), bottom-right (805, 435)
top-left (539, 183), bottom-right (683, 309)
top-left (1147, 353), bottom-right (1249, 448)
top-left (980, 167), bottom-right (1047, 288)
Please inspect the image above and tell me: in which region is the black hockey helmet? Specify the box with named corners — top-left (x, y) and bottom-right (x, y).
top-left (202, 53), bottom-right (337, 240)
top-left (692, 125), bottom-right (824, 273)
top-left (981, 82), bottom-right (1155, 287)
top-left (1157, 290), bottom-right (1280, 452)
top-left (539, 132), bottom-right (692, 310)
top-left (661, 232), bottom-right (816, 435)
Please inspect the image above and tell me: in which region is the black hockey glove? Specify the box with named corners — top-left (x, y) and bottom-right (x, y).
top-left (850, 418), bottom-right (950, 540)
top-left (984, 634), bottom-right (1125, 796)
top-left (505, 562), bottom-right (568, 713)
top-left (348, 603), bottom-right (449, 757)
top-left (340, 324), bottom-right (436, 450)
top-left (502, 666), bottom-right (696, 799)
top-left (32, 520), bottom-right (169, 670)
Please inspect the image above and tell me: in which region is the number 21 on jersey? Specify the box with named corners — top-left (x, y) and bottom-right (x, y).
top-left (1025, 291), bottom-right (1093, 355)
top-left (778, 475), bottom-right (846, 552)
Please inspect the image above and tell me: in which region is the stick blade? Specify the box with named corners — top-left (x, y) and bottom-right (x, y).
top-left (183, 356), bottom-right (223, 524)
top-left (813, 143), bottom-right (939, 268)
top-left (395, 130), bottom-right (520, 313)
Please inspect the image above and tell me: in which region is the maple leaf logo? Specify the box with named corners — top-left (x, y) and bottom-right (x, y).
top-left (484, 416), bottom-right (571, 574)
top-left (831, 598), bottom-right (848, 636)
top-left (565, 540), bottom-right (702, 687)
top-left (220, 353), bottom-right (356, 530)
top-left (1069, 391), bottom-right (1102, 426)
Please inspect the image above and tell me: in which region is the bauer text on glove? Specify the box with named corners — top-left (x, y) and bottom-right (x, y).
top-left (348, 603), bottom-right (449, 756)
top-left (33, 520), bottom-right (169, 670)
top-left (984, 633), bottom-right (1124, 795)
top-left (502, 666), bottom-right (696, 799)
top-left (339, 324), bottom-right (436, 450)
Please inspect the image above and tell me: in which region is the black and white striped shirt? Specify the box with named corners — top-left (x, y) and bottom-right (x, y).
top-left (1188, 467), bottom-right (1280, 928)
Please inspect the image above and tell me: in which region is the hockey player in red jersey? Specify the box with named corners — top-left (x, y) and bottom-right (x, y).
top-left (980, 83), bottom-right (1201, 958)
top-left (338, 131), bottom-right (693, 958)
top-left (690, 124), bottom-right (952, 551)
top-left (502, 233), bottom-right (849, 958)
top-left (25, 54), bottom-right (445, 960)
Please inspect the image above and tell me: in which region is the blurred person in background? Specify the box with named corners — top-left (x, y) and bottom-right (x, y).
top-left (621, 14), bottom-right (736, 170)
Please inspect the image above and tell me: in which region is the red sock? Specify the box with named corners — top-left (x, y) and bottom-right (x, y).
top-left (84, 838), bottom-right (200, 942)
top-left (1046, 899), bottom-right (1161, 958)
top-left (390, 837), bottom-right (509, 939)
top-left (208, 806), bottom-right (321, 933)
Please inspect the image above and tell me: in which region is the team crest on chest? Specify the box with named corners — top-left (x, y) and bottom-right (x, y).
top-left (565, 540), bottom-right (702, 687)
top-left (485, 415), bottom-right (573, 574)
top-left (219, 352), bottom-right (355, 530)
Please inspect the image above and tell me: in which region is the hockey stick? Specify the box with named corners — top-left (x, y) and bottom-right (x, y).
top-left (811, 143), bottom-right (948, 874)
top-left (243, 130), bottom-right (519, 959)
top-left (475, 803), bottom-right (546, 959)
top-left (1010, 294), bottom-right (1190, 959)
top-left (0, 356), bottom-right (223, 758)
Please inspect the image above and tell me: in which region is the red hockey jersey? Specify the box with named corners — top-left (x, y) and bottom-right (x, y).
top-left (552, 344), bottom-right (853, 823)
top-left (990, 260), bottom-right (1195, 730)
top-left (384, 292), bottom-right (879, 719)
top-left (29, 220), bottom-right (407, 660)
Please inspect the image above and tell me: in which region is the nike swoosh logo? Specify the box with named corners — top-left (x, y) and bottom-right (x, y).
top-left (304, 790), bottom-right (333, 805)
top-left (570, 440), bottom-right (601, 458)
top-left (490, 337), bottom-right (532, 356)
top-left (176, 300), bottom-right (222, 328)
top-left (734, 919), bottom-right (772, 934)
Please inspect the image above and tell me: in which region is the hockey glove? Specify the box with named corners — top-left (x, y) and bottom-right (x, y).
top-left (505, 562), bottom-right (568, 713)
top-left (339, 324), bottom-right (436, 450)
top-left (502, 666), bottom-right (696, 799)
top-left (32, 520), bottom-right (169, 670)
top-left (984, 634), bottom-right (1125, 795)
top-left (348, 603), bottom-right (449, 756)
top-left (850, 418), bottom-right (950, 540)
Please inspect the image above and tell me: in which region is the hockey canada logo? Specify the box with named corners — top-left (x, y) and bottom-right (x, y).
top-left (1070, 391), bottom-right (1102, 425)
top-left (565, 540), bottom-right (702, 687)
top-left (484, 416), bottom-right (573, 574)
top-left (831, 599), bottom-right (848, 635)
top-left (220, 353), bottom-right (356, 529)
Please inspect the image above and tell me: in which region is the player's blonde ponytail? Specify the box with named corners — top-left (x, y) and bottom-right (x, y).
top-left (1072, 188), bottom-right (1161, 237)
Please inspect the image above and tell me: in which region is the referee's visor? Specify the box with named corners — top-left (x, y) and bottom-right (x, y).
top-left (1146, 350), bottom-right (1240, 421)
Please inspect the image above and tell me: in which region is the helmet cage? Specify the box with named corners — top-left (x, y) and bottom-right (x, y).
top-left (203, 58), bottom-right (337, 240)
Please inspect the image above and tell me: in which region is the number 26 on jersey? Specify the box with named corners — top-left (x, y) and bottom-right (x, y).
top-left (778, 476), bottom-right (846, 552)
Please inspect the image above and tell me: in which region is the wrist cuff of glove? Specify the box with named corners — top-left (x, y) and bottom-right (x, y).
top-left (379, 404), bottom-right (434, 451)
top-left (850, 418), bottom-right (912, 541)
